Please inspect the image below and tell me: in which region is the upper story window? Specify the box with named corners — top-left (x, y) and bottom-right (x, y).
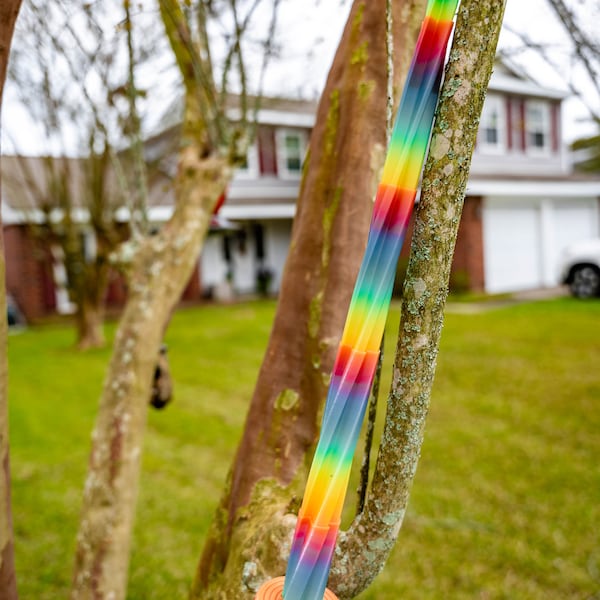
top-left (235, 142), bottom-right (259, 179)
top-left (276, 128), bottom-right (307, 179)
top-left (525, 100), bottom-right (551, 155)
top-left (478, 94), bottom-right (506, 153)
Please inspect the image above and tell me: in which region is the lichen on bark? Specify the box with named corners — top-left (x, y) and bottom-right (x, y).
top-left (193, 2), bottom-right (427, 597)
top-left (72, 161), bottom-right (230, 600)
top-left (329, 1), bottom-right (507, 597)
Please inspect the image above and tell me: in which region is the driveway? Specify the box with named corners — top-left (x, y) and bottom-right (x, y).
top-left (444, 286), bottom-right (570, 314)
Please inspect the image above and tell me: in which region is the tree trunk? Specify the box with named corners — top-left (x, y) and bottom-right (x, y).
top-left (71, 147), bottom-right (230, 600)
top-left (75, 300), bottom-right (106, 351)
top-left (0, 2), bottom-right (22, 598)
top-left (193, 2), bottom-right (427, 597)
top-left (330, 1), bottom-right (507, 597)
top-left (74, 265), bottom-right (109, 351)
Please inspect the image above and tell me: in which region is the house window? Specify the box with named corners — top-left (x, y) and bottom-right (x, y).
top-left (235, 142), bottom-right (259, 179)
top-left (526, 100), bottom-right (551, 154)
top-left (478, 94), bottom-right (505, 152)
top-left (276, 129), bottom-right (307, 179)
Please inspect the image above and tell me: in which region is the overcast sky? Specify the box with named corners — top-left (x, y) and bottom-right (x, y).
top-left (1, 0), bottom-right (597, 155)
top-left (266, 0), bottom-right (598, 141)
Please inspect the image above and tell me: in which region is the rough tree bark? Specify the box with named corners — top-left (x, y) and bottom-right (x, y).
top-left (0, 1), bottom-right (22, 598)
top-left (70, 0), bottom-right (243, 594)
top-left (70, 74), bottom-right (232, 600)
top-left (330, 1), bottom-right (507, 597)
top-left (193, 1), bottom-right (427, 598)
top-left (71, 151), bottom-right (230, 600)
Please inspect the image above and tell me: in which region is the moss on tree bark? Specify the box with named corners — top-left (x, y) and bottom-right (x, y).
top-left (192, 1), bottom-right (427, 598)
top-left (71, 112), bottom-right (231, 600)
top-left (329, 1), bottom-right (507, 597)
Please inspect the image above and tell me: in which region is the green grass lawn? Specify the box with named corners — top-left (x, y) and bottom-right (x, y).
top-left (7, 297), bottom-right (600, 599)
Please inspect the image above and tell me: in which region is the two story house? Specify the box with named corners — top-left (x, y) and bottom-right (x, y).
top-left (195, 61), bottom-right (600, 298)
top-left (2, 61), bottom-right (600, 320)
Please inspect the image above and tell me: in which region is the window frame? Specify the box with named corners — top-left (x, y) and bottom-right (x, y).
top-left (525, 99), bottom-right (552, 156)
top-left (478, 94), bottom-right (507, 154)
top-left (275, 128), bottom-right (307, 180)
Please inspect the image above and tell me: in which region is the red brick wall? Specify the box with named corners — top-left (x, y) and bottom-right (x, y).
top-left (395, 195), bottom-right (484, 293)
top-left (4, 225), bottom-right (55, 320)
top-left (105, 269), bottom-right (128, 307)
top-left (452, 196), bottom-right (485, 292)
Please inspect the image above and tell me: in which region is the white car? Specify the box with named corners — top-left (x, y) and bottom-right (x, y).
top-left (558, 239), bottom-right (600, 298)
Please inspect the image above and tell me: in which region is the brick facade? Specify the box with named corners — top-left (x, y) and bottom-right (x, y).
top-left (452, 196), bottom-right (485, 292)
top-left (4, 225), bottom-right (56, 320)
top-left (3, 221), bottom-right (207, 321)
top-left (394, 196), bottom-right (484, 294)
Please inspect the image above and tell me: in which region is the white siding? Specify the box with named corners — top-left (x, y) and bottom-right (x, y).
top-left (201, 235), bottom-right (229, 289)
top-left (200, 220), bottom-right (294, 296)
top-left (232, 230), bottom-right (256, 293)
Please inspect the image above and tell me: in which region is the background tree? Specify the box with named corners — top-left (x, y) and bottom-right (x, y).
top-left (501, 0), bottom-right (600, 172)
top-left (545, 0), bottom-right (600, 173)
top-left (571, 119), bottom-right (600, 172)
top-left (0, 1), bottom-right (23, 597)
top-left (71, 1), bottom-right (282, 597)
top-left (4, 0), bottom-right (156, 348)
top-left (194, 0), bottom-right (506, 598)
top-left (194, 0), bottom-right (419, 596)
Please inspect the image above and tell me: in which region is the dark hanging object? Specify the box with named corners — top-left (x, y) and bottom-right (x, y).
top-left (150, 344), bottom-right (173, 409)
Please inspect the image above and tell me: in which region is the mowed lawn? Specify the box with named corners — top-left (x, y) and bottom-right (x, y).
top-left (7, 297), bottom-right (600, 599)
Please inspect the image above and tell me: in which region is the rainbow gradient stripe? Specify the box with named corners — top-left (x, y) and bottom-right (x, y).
top-left (281, 1), bottom-right (460, 598)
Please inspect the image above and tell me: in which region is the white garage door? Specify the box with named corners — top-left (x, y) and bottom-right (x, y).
top-left (483, 199), bottom-right (543, 293)
top-left (545, 200), bottom-right (599, 285)
top-left (483, 197), bottom-right (600, 293)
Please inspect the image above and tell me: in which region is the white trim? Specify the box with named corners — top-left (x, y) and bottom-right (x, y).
top-left (227, 180), bottom-right (299, 200)
top-left (3, 200), bottom-right (298, 225)
top-left (226, 107), bottom-right (315, 128)
top-left (539, 198), bottom-right (556, 286)
top-left (146, 203), bottom-right (296, 222)
top-left (1, 205), bottom-right (91, 225)
top-left (478, 94), bottom-right (506, 154)
top-left (1, 202), bottom-right (26, 225)
top-left (221, 204), bottom-right (296, 220)
top-left (147, 206), bottom-right (173, 221)
top-left (525, 100), bottom-right (552, 157)
top-left (50, 245), bottom-right (76, 315)
top-left (488, 73), bottom-right (568, 100)
top-left (467, 178), bottom-right (600, 197)
top-left (275, 128), bottom-right (308, 180)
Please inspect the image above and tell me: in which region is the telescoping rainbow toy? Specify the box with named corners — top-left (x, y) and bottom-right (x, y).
top-left (257, 1), bottom-right (460, 598)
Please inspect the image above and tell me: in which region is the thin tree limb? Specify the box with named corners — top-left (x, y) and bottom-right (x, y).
top-left (330, 1), bottom-right (507, 597)
top-left (124, 0), bottom-right (150, 233)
